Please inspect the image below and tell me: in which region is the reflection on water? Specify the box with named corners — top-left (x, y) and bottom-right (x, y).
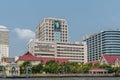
top-left (1, 77), bottom-right (120, 80)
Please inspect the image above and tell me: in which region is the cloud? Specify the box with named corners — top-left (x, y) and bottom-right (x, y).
top-left (14, 28), bottom-right (35, 41)
top-left (0, 25), bottom-right (7, 28)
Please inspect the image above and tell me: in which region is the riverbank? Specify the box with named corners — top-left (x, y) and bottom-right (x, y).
top-left (1, 73), bottom-right (119, 78)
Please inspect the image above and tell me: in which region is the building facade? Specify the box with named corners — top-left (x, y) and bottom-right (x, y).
top-left (35, 18), bottom-right (68, 42)
top-left (0, 27), bottom-right (9, 62)
top-left (5, 63), bottom-right (20, 76)
top-left (28, 39), bottom-right (87, 63)
top-left (84, 30), bottom-right (120, 62)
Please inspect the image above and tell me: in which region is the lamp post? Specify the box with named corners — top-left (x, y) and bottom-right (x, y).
top-left (26, 66), bottom-right (32, 77)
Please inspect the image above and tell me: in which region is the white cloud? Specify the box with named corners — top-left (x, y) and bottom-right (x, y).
top-left (14, 28), bottom-right (35, 41)
top-left (0, 25), bottom-right (7, 28)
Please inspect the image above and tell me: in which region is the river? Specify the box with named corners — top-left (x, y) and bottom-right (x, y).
top-left (1, 77), bottom-right (120, 80)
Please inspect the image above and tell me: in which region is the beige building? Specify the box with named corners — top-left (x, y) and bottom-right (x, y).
top-left (5, 63), bottom-right (20, 76)
top-left (28, 39), bottom-right (87, 63)
top-left (35, 18), bottom-right (68, 42)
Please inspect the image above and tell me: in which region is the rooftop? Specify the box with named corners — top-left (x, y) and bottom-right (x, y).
top-left (103, 54), bottom-right (120, 65)
top-left (18, 52), bottom-right (68, 64)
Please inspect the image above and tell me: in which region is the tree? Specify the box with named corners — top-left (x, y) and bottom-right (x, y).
top-left (99, 64), bottom-right (114, 73)
top-left (60, 62), bottom-right (81, 73)
top-left (20, 61), bottom-right (31, 74)
top-left (82, 62), bottom-right (92, 73)
top-left (44, 60), bottom-right (60, 74)
top-left (32, 63), bottom-right (43, 74)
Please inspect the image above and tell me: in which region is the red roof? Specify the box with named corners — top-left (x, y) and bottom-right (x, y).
top-left (90, 68), bottom-right (107, 71)
top-left (18, 52), bottom-right (68, 64)
top-left (103, 54), bottom-right (120, 65)
top-left (85, 60), bottom-right (99, 65)
top-left (92, 60), bottom-right (99, 65)
top-left (19, 52), bottom-right (40, 61)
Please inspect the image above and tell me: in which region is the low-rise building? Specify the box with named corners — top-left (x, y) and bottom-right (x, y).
top-left (5, 63), bottom-right (20, 76)
top-left (89, 68), bottom-right (108, 74)
top-left (100, 54), bottom-right (120, 67)
top-left (1, 57), bottom-right (15, 66)
top-left (16, 52), bottom-right (68, 66)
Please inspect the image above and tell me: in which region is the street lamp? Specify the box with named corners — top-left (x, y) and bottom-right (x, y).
top-left (25, 66), bottom-right (32, 77)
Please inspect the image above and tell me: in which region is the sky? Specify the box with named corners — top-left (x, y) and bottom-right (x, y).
top-left (0, 0), bottom-right (120, 57)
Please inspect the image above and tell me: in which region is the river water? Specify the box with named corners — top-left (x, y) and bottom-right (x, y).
top-left (1, 77), bottom-right (120, 80)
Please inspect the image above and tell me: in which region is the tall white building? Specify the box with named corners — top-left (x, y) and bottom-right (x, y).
top-left (35, 18), bottom-right (68, 42)
top-left (0, 26), bottom-right (9, 61)
top-left (28, 39), bottom-right (87, 63)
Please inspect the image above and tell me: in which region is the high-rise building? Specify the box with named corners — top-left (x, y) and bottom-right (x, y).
top-left (28, 39), bottom-right (87, 63)
top-left (35, 18), bottom-right (68, 42)
top-left (0, 26), bottom-right (9, 61)
top-left (84, 30), bottom-right (120, 62)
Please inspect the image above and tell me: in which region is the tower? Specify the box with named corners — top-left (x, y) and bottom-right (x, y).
top-left (35, 18), bottom-right (68, 42)
top-left (0, 26), bottom-right (9, 61)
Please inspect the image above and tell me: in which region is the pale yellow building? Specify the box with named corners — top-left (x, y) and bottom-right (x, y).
top-left (5, 63), bottom-right (20, 76)
top-left (28, 39), bottom-right (87, 63)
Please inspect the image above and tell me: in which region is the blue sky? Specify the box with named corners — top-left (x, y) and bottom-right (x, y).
top-left (0, 0), bottom-right (120, 57)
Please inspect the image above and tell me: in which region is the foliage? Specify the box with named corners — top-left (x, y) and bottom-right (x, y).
top-left (32, 63), bottom-right (43, 74)
top-left (44, 60), bottom-right (60, 73)
top-left (20, 61), bottom-right (31, 74)
top-left (113, 67), bottom-right (120, 73)
top-left (82, 62), bottom-right (92, 73)
top-left (20, 60), bottom-right (120, 74)
top-left (99, 64), bottom-right (114, 73)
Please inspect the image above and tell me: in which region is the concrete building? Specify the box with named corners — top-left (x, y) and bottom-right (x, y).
top-left (5, 63), bottom-right (20, 76)
top-left (84, 30), bottom-right (120, 62)
top-left (28, 39), bottom-right (87, 63)
top-left (35, 18), bottom-right (68, 42)
top-left (0, 26), bottom-right (9, 62)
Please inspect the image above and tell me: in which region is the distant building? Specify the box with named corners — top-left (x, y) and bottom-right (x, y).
top-left (100, 54), bottom-right (120, 67)
top-left (89, 68), bottom-right (108, 74)
top-left (35, 18), bottom-right (68, 42)
top-left (0, 27), bottom-right (9, 62)
top-left (5, 63), bottom-right (20, 76)
top-left (84, 30), bottom-right (120, 62)
top-left (16, 52), bottom-right (68, 65)
top-left (28, 39), bottom-right (87, 63)
top-left (1, 57), bottom-right (15, 66)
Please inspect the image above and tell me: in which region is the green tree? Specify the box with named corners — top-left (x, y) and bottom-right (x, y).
top-left (44, 60), bottom-right (60, 74)
top-left (20, 61), bottom-right (31, 74)
top-left (82, 62), bottom-right (92, 73)
top-left (99, 64), bottom-right (114, 73)
top-left (32, 63), bottom-right (43, 74)
top-left (60, 62), bottom-right (81, 73)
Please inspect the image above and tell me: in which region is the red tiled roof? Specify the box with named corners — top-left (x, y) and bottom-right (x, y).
top-left (92, 60), bottom-right (99, 65)
top-left (85, 60), bottom-right (99, 65)
top-left (18, 52), bottom-right (68, 64)
top-left (90, 68), bottom-right (107, 71)
top-left (103, 54), bottom-right (120, 65)
top-left (19, 52), bottom-right (40, 61)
